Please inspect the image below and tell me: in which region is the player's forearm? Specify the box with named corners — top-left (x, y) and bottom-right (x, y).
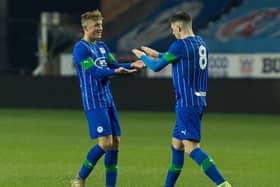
top-left (108, 52), bottom-right (132, 69)
top-left (92, 68), bottom-right (115, 78)
top-left (117, 63), bottom-right (131, 69)
top-left (110, 62), bottom-right (131, 69)
top-left (140, 55), bottom-right (169, 72)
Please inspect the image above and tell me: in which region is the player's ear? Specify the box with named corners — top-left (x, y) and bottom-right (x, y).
top-left (83, 23), bottom-right (90, 32)
top-left (178, 26), bottom-right (182, 32)
top-left (83, 25), bottom-right (87, 32)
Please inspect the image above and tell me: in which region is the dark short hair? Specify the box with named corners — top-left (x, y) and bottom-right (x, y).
top-left (170, 11), bottom-right (192, 24)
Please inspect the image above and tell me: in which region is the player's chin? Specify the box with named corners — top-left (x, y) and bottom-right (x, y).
top-left (93, 34), bottom-right (102, 39)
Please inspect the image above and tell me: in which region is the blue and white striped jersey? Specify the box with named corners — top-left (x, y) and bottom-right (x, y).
top-left (169, 36), bottom-right (208, 107)
top-left (73, 39), bottom-right (130, 110)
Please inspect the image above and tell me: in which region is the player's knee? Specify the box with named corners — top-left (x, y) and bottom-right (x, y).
top-left (99, 140), bottom-right (113, 150)
top-left (172, 138), bottom-right (184, 150)
top-left (186, 146), bottom-right (199, 155)
top-left (112, 137), bottom-right (120, 148)
top-left (172, 143), bottom-right (184, 150)
top-left (183, 141), bottom-right (200, 155)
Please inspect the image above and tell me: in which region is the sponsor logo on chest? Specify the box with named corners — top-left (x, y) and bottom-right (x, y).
top-left (95, 57), bottom-right (108, 69)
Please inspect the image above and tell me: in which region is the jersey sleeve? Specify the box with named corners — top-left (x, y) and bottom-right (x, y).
top-left (107, 53), bottom-right (131, 69)
top-left (73, 42), bottom-right (90, 65)
top-left (140, 55), bottom-right (170, 72)
top-left (139, 41), bottom-right (181, 72)
top-left (166, 40), bottom-right (184, 60)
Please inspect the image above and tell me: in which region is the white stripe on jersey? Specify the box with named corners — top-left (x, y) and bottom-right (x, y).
top-left (195, 92), bottom-right (207, 96)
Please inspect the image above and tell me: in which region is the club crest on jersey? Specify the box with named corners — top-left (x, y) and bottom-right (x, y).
top-left (94, 57), bottom-right (108, 68)
top-left (97, 126), bottom-right (103, 133)
top-left (99, 47), bottom-right (106, 54)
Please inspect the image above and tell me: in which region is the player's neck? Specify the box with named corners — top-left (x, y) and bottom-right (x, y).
top-left (180, 30), bottom-right (195, 39)
top-left (83, 36), bottom-right (96, 43)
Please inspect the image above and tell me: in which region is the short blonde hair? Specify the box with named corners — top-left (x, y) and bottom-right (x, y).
top-left (81, 9), bottom-right (103, 27)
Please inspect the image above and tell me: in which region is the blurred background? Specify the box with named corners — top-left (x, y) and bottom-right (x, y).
top-left (0, 0), bottom-right (279, 114)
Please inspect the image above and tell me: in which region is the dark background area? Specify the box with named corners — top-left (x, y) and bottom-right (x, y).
top-left (5, 0), bottom-right (100, 74)
top-left (1, 76), bottom-right (279, 114)
top-left (0, 0), bottom-right (279, 114)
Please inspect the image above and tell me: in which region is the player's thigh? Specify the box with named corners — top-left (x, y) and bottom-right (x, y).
top-left (182, 139), bottom-right (200, 154)
top-left (98, 135), bottom-right (114, 150)
top-left (110, 136), bottom-right (120, 150)
top-left (85, 108), bottom-right (112, 139)
top-left (172, 137), bottom-right (184, 150)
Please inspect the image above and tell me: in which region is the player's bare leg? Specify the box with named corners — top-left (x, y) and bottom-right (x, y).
top-left (172, 138), bottom-right (184, 150)
top-left (98, 135), bottom-right (114, 150)
top-left (182, 139), bottom-right (200, 154)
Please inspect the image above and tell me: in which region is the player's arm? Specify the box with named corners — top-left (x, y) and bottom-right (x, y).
top-left (74, 44), bottom-right (135, 78)
top-left (132, 49), bottom-right (178, 72)
top-left (80, 57), bottom-right (136, 77)
top-left (102, 42), bottom-right (145, 69)
top-left (141, 46), bottom-right (161, 59)
top-left (107, 53), bottom-right (131, 69)
top-left (108, 53), bottom-right (145, 69)
top-left (80, 57), bottom-right (115, 77)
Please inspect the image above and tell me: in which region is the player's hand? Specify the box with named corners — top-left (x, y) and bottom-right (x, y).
top-left (114, 67), bottom-right (137, 74)
top-left (132, 49), bottom-right (146, 58)
top-left (141, 46), bottom-right (159, 58)
top-left (131, 60), bottom-right (146, 69)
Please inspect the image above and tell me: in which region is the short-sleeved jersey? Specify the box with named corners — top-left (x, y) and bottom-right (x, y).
top-left (168, 36), bottom-right (208, 107)
top-left (73, 40), bottom-right (127, 110)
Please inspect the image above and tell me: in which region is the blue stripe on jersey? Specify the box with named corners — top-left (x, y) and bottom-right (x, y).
top-left (169, 36), bottom-right (208, 107)
top-left (73, 40), bottom-right (116, 110)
